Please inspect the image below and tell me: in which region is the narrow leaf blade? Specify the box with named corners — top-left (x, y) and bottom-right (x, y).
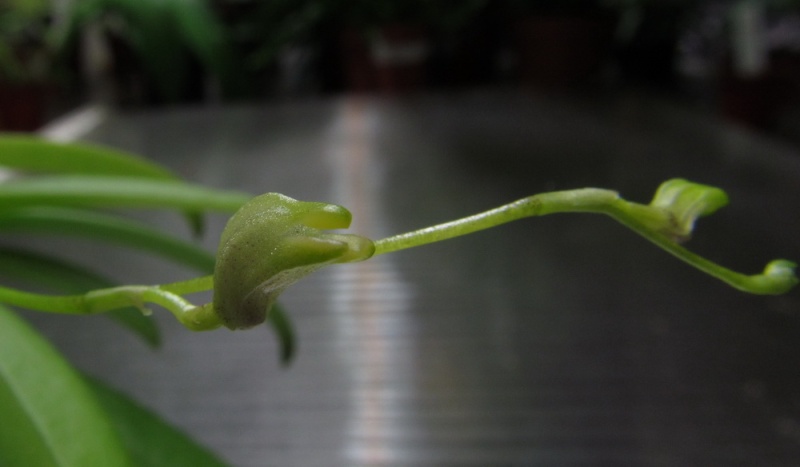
top-left (0, 134), bottom-right (175, 178)
top-left (268, 303), bottom-right (296, 365)
top-left (0, 305), bottom-right (131, 467)
top-left (85, 377), bottom-right (229, 467)
top-left (0, 207), bottom-right (215, 273)
top-left (0, 175), bottom-right (250, 212)
top-left (0, 135), bottom-right (209, 235)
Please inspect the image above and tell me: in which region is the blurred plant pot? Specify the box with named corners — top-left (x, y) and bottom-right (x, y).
top-left (95, 30), bottom-right (205, 107)
top-left (339, 27), bottom-right (377, 92)
top-left (0, 82), bottom-right (49, 132)
top-left (514, 11), bottom-right (617, 89)
top-left (719, 71), bottom-right (777, 129)
top-left (339, 23), bottom-right (428, 94)
top-left (719, 51), bottom-right (800, 129)
top-left (371, 23), bottom-right (428, 93)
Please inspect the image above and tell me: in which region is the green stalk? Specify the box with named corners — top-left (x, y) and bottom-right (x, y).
top-left (0, 285), bottom-right (85, 314)
top-left (1, 180), bottom-right (795, 332)
top-left (373, 188), bottom-right (624, 254)
top-left (374, 186), bottom-right (796, 295)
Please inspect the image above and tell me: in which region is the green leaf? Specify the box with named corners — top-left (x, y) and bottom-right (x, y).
top-left (0, 305), bottom-right (131, 466)
top-left (56, 0), bottom-right (241, 101)
top-left (105, 308), bottom-right (161, 348)
top-left (0, 134), bottom-right (175, 179)
top-left (0, 249), bottom-right (160, 347)
top-left (268, 303), bottom-right (296, 365)
top-left (0, 175), bottom-right (250, 212)
top-left (0, 134), bottom-right (207, 235)
top-left (170, 0), bottom-right (245, 97)
top-left (0, 207), bottom-right (215, 273)
top-left (85, 377), bottom-right (229, 467)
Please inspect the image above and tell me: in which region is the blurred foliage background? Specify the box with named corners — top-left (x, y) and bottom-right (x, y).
top-left (0, 0), bottom-right (799, 138)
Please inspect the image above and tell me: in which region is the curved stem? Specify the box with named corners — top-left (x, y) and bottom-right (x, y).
top-left (606, 208), bottom-right (797, 295)
top-left (373, 189), bottom-right (623, 255)
top-left (81, 282), bottom-right (221, 331)
top-left (159, 275), bottom-right (214, 296)
top-left (0, 275), bottom-right (221, 330)
top-left (1, 183), bottom-right (795, 332)
top-left (374, 189), bottom-right (797, 295)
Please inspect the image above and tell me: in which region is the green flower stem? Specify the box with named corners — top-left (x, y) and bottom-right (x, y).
top-left (606, 206), bottom-right (797, 295)
top-left (83, 286), bottom-right (220, 331)
top-left (1, 181), bottom-right (795, 333)
top-left (374, 188), bottom-right (623, 254)
top-left (373, 187), bottom-right (797, 295)
top-left (0, 285), bottom-right (85, 313)
top-left (0, 279), bottom-right (220, 331)
top-left (159, 275), bottom-right (214, 296)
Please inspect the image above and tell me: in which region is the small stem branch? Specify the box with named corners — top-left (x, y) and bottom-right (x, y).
top-left (159, 275), bottom-right (214, 296)
top-left (0, 275), bottom-right (221, 330)
top-left (81, 282), bottom-right (221, 331)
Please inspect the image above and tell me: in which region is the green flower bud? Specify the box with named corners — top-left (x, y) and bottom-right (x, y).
top-left (213, 193), bottom-right (374, 329)
top-left (649, 178), bottom-right (729, 242)
top-left (753, 260), bottom-right (799, 295)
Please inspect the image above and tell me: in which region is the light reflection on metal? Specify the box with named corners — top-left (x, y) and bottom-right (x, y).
top-left (39, 105), bottom-right (108, 142)
top-left (325, 98), bottom-right (414, 464)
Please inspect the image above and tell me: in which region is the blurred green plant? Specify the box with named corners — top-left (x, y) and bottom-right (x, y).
top-left (0, 0), bottom-right (54, 83)
top-left (57, 0), bottom-right (246, 103)
top-left (0, 134), bottom-right (795, 465)
top-left (228, 0), bottom-right (488, 83)
top-left (0, 134), bottom-right (257, 465)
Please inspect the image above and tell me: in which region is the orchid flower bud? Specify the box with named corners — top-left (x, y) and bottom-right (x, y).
top-left (212, 193), bottom-right (374, 329)
top-left (753, 259), bottom-right (799, 294)
top-left (648, 178), bottom-right (729, 242)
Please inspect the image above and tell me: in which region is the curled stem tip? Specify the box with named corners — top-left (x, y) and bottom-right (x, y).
top-left (372, 178), bottom-right (797, 296)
